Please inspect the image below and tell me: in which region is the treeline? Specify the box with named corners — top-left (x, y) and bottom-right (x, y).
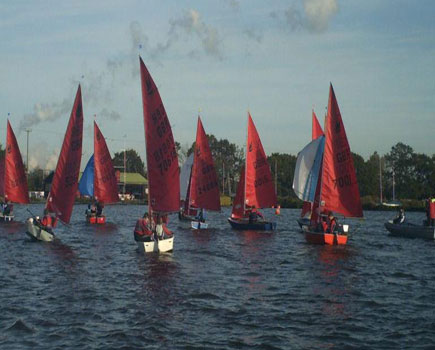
top-left (17, 137), bottom-right (435, 209)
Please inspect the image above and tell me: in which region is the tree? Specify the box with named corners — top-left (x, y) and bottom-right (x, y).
top-left (268, 153), bottom-right (297, 197)
top-left (112, 149), bottom-right (146, 177)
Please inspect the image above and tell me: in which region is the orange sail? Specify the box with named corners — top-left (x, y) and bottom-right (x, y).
top-left (245, 113), bottom-right (277, 209)
top-left (4, 121), bottom-right (29, 204)
top-left (231, 166), bottom-right (245, 219)
top-left (46, 85), bottom-right (83, 223)
top-left (140, 57), bottom-right (180, 213)
top-left (312, 110), bottom-right (324, 140)
top-left (319, 84), bottom-right (363, 218)
top-left (93, 121), bottom-right (119, 204)
top-left (190, 117), bottom-right (220, 211)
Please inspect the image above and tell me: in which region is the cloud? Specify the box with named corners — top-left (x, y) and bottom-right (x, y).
top-left (272, 0), bottom-right (338, 33)
top-left (18, 99), bottom-right (72, 131)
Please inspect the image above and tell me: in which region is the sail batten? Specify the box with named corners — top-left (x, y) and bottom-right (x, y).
top-left (140, 57), bottom-right (180, 213)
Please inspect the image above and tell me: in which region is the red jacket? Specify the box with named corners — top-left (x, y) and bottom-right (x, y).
top-left (41, 215), bottom-right (57, 228)
top-left (134, 218), bottom-right (152, 236)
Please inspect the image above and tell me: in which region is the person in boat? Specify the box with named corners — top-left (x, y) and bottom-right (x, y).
top-left (154, 214), bottom-right (173, 240)
top-left (195, 208), bottom-right (205, 223)
top-left (248, 207), bottom-right (264, 224)
top-left (37, 209), bottom-right (58, 232)
top-left (427, 198), bottom-right (435, 226)
top-left (96, 201), bottom-right (104, 217)
top-left (134, 213), bottom-right (153, 242)
top-left (2, 200), bottom-right (13, 216)
top-left (393, 208), bottom-right (406, 225)
top-left (327, 212), bottom-right (338, 233)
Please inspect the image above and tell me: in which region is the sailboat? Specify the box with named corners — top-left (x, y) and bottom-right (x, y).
top-left (26, 85), bottom-right (83, 241)
top-left (189, 116), bottom-right (221, 229)
top-left (293, 84), bottom-right (363, 245)
top-left (297, 110), bottom-right (324, 229)
top-left (79, 121), bottom-right (119, 223)
top-left (178, 153), bottom-right (198, 221)
top-left (228, 112), bottom-right (277, 230)
top-left (137, 57), bottom-right (179, 253)
top-left (0, 120), bottom-right (30, 221)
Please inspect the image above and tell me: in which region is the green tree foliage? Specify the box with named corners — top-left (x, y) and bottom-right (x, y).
top-left (27, 168), bottom-right (45, 191)
top-left (184, 134), bottom-right (244, 195)
top-left (112, 149), bottom-right (146, 177)
top-left (268, 153), bottom-right (297, 197)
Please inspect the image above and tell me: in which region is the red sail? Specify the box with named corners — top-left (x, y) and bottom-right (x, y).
top-left (245, 113), bottom-right (277, 209)
top-left (46, 85), bottom-right (83, 223)
top-left (4, 121), bottom-right (29, 204)
top-left (312, 110), bottom-right (324, 139)
top-left (190, 117), bottom-right (221, 211)
top-left (231, 166), bottom-right (246, 219)
top-left (319, 84), bottom-right (363, 218)
top-left (94, 121), bottom-right (119, 204)
top-left (140, 57), bottom-right (180, 213)
top-left (0, 157), bottom-right (4, 197)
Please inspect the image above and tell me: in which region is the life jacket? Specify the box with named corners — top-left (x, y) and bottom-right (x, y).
top-left (41, 215), bottom-right (53, 228)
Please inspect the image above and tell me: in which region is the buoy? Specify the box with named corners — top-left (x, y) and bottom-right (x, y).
top-left (275, 205), bottom-right (281, 215)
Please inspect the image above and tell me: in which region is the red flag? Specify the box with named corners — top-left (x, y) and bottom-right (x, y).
top-left (319, 84), bottom-right (363, 218)
top-left (94, 121), bottom-right (119, 204)
top-left (140, 57), bottom-right (180, 213)
top-left (244, 113), bottom-right (277, 209)
top-left (46, 85), bottom-right (83, 223)
top-left (190, 117), bottom-right (221, 211)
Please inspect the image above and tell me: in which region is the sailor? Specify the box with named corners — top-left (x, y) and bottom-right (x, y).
top-left (39, 209), bottom-right (58, 232)
top-left (96, 201), bottom-right (104, 217)
top-left (196, 208), bottom-right (205, 223)
top-left (90, 202), bottom-right (97, 217)
top-left (134, 213), bottom-right (153, 241)
top-left (2, 200), bottom-right (12, 216)
top-left (328, 212), bottom-right (338, 233)
top-left (429, 198), bottom-right (435, 226)
top-left (393, 208), bottom-right (406, 225)
top-left (154, 214), bottom-right (172, 240)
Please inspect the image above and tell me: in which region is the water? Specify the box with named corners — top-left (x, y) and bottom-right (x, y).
top-left (1, 205), bottom-right (434, 349)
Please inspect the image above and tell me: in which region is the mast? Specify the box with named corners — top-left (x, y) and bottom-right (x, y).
top-left (392, 168), bottom-right (396, 201)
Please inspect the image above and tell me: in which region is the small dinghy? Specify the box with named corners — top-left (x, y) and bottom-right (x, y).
top-left (385, 221), bottom-right (435, 240)
top-left (228, 113), bottom-right (277, 231)
top-left (292, 84), bottom-right (363, 245)
top-left (135, 57), bottom-right (180, 253)
top-left (26, 217), bottom-right (55, 242)
top-left (26, 85), bottom-right (83, 241)
top-left (79, 121), bottom-right (119, 224)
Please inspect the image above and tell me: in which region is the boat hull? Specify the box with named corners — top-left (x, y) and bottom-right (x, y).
top-left (228, 217), bottom-right (276, 231)
top-left (136, 236), bottom-right (174, 253)
top-left (86, 215), bottom-right (106, 224)
top-left (26, 218), bottom-right (55, 242)
top-left (0, 215), bottom-right (14, 222)
top-left (303, 224), bottom-right (349, 245)
top-left (178, 211), bottom-right (196, 222)
top-left (191, 221), bottom-right (208, 229)
top-left (385, 221), bottom-right (435, 240)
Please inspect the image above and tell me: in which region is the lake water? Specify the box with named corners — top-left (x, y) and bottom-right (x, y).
top-left (1, 205), bottom-right (434, 349)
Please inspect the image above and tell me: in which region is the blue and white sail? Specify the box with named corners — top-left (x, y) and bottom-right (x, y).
top-left (79, 155), bottom-right (94, 197)
top-left (292, 136), bottom-right (325, 202)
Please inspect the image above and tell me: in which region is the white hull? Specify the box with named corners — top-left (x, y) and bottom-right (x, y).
top-left (191, 221), bottom-right (208, 229)
top-left (136, 236), bottom-right (174, 253)
top-left (0, 215), bottom-right (14, 222)
top-left (26, 218), bottom-right (55, 242)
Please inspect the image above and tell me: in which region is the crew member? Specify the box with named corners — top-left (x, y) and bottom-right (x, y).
top-left (134, 213), bottom-right (153, 241)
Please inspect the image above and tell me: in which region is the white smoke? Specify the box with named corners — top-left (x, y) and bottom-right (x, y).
top-left (27, 142), bottom-right (60, 171)
top-left (18, 99), bottom-right (71, 131)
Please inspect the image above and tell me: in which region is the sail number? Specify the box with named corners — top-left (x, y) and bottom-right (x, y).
top-left (333, 174), bottom-right (351, 188)
top-left (198, 180), bottom-right (218, 195)
top-left (254, 175), bottom-right (269, 188)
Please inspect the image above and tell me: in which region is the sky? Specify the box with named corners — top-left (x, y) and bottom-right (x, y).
top-left (0, 0), bottom-right (434, 171)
